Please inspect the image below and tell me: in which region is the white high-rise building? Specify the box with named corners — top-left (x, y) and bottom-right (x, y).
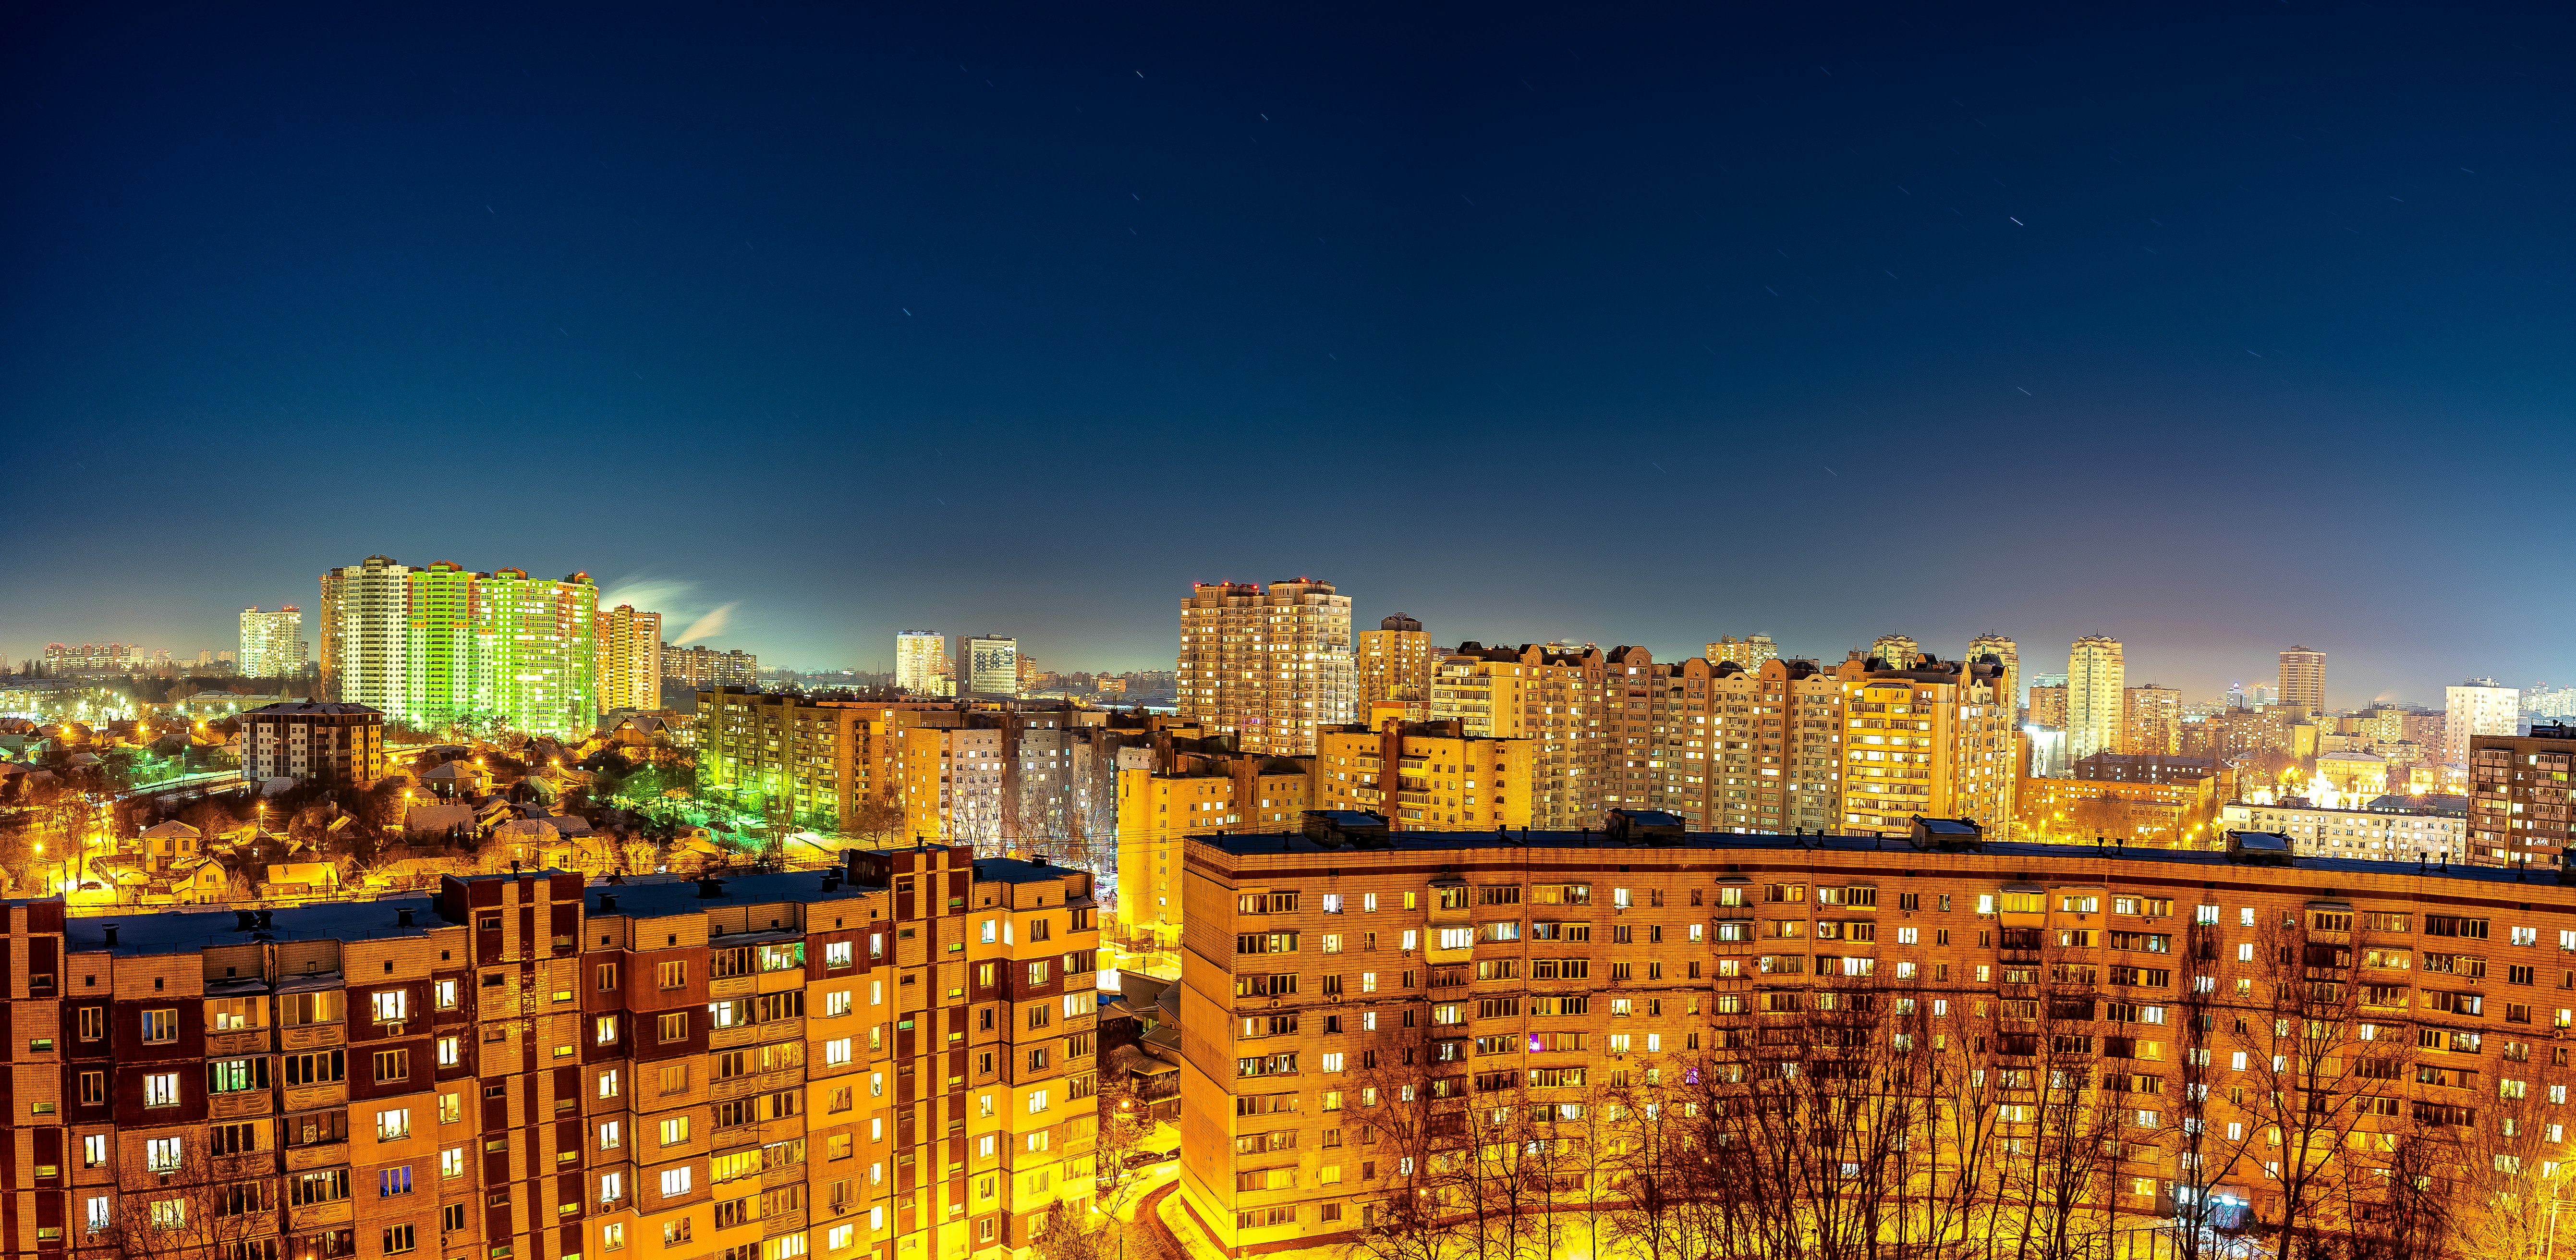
top-left (962, 635), bottom-right (1020, 697)
top-left (895, 631), bottom-right (949, 696)
top-left (2445, 679), bottom-right (2522, 764)
top-left (239, 606), bottom-right (307, 678)
top-left (1177, 578), bottom-right (1355, 756)
top-left (2066, 634), bottom-right (2126, 761)
top-left (318, 555), bottom-right (411, 710)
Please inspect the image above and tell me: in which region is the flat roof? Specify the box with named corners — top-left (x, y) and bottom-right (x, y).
top-left (1191, 827), bottom-right (2551, 888)
top-left (585, 869), bottom-right (882, 919)
top-left (65, 896), bottom-right (437, 957)
top-left (970, 857), bottom-right (1081, 885)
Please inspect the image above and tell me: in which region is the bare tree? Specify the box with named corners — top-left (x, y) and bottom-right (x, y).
top-left (2229, 906), bottom-right (2392, 1260)
top-left (1343, 1029), bottom-right (1477, 1260)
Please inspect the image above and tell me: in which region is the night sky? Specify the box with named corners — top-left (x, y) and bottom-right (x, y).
top-left (5, 5), bottom-right (2569, 707)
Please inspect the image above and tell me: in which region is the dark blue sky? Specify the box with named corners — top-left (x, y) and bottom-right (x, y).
top-left (5, 4), bottom-right (2568, 707)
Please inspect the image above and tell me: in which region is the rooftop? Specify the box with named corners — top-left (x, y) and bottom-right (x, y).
top-left (245, 701), bottom-right (384, 718)
top-left (64, 896), bottom-right (435, 957)
top-left (1192, 825), bottom-right (2558, 889)
top-left (584, 869), bottom-right (883, 919)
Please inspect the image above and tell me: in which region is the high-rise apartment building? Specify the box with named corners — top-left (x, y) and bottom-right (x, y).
top-left (1356, 615), bottom-right (1435, 710)
top-left (2445, 679), bottom-right (2521, 764)
top-left (1836, 655), bottom-right (2016, 837)
top-left (1966, 633), bottom-right (2018, 713)
top-left (2121, 684), bottom-right (2184, 756)
top-left (4, 851), bottom-right (1099, 1260)
top-left (596, 605), bottom-right (665, 713)
top-left (404, 560), bottom-right (478, 726)
top-left (894, 632), bottom-right (949, 697)
top-left (1428, 643), bottom-right (1604, 829)
top-left (469, 569), bottom-right (600, 739)
top-left (1869, 634), bottom-right (1920, 669)
top-left (241, 700), bottom-right (385, 787)
top-left (665, 647), bottom-right (759, 688)
top-left (320, 557), bottom-right (600, 738)
top-left (2278, 646), bottom-right (2327, 715)
top-left (2467, 723), bottom-right (2576, 867)
top-left (1176, 580), bottom-right (1355, 756)
top-left (320, 555), bottom-right (413, 709)
top-left (239, 607), bottom-right (307, 678)
top-left (2066, 635), bottom-right (2126, 760)
top-left (1176, 817), bottom-right (2576, 1255)
top-left (1708, 658), bottom-right (1845, 833)
top-left (1705, 635), bottom-right (1778, 674)
top-left (961, 636), bottom-right (1020, 697)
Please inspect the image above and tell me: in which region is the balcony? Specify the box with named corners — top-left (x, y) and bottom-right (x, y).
top-left (280, 1022), bottom-right (346, 1052)
top-left (206, 1028), bottom-right (270, 1058)
top-left (283, 1142), bottom-right (347, 1173)
top-left (209, 1090), bottom-right (274, 1121)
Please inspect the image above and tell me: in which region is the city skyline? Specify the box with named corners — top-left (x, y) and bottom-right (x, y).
top-left (12, 574), bottom-right (2571, 712)
top-left (6, 8), bottom-right (2574, 703)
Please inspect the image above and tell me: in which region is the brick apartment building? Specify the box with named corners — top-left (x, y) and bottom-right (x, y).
top-left (0, 845), bottom-right (1099, 1260)
top-left (1174, 810), bottom-right (2576, 1256)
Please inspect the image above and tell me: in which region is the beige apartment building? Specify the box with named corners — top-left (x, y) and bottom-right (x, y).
top-left (1113, 744), bottom-right (1317, 950)
top-left (1355, 616), bottom-right (1434, 711)
top-left (1966, 633), bottom-right (2018, 715)
top-left (3, 849), bottom-right (1099, 1260)
top-left (1176, 813), bottom-right (2576, 1257)
top-left (2277, 646), bottom-right (2326, 715)
top-left (1309, 721), bottom-right (1534, 833)
top-left (1708, 658), bottom-right (1847, 834)
top-left (1704, 635), bottom-right (1777, 674)
top-left (1837, 656), bottom-right (2016, 838)
top-left (1176, 581), bottom-right (1355, 757)
top-left (1427, 643), bottom-right (1604, 830)
top-left (2122, 684), bottom-right (2184, 756)
top-left (2066, 636), bottom-right (2125, 760)
top-left (598, 606), bottom-right (665, 714)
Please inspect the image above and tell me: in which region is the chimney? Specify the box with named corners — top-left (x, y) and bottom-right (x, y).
top-left (255, 909), bottom-right (273, 930)
top-left (235, 910), bottom-right (258, 931)
top-left (820, 873), bottom-right (840, 892)
top-left (696, 878), bottom-right (724, 899)
top-left (600, 893), bottom-right (618, 912)
top-left (397, 907), bottom-right (414, 927)
top-left (103, 923), bottom-right (119, 947)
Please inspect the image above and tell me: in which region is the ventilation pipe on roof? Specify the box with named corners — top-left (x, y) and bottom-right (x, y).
top-left (103, 924), bottom-right (119, 947)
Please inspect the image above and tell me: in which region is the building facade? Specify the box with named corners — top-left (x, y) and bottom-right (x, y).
top-left (41, 643), bottom-right (136, 675)
top-left (1175, 580), bottom-right (1355, 757)
top-left (1425, 644), bottom-right (1602, 831)
top-left (1966, 634), bottom-right (2019, 717)
top-left (1175, 818), bottom-right (2576, 1256)
top-left (1836, 657), bottom-right (2015, 838)
top-left (240, 608), bottom-right (308, 679)
top-left (1687, 658), bottom-right (1839, 834)
top-left (2277, 647), bottom-right (2326, 715)
top-left (321, 556), bottom-right (413, 711)
top-left (2468, 724), bottom-right (2576, 868)
top-left (2027, 681), bottom-right (2068, 731)
top-left (2066, 636), bottom-right (2125, 761)
top-left (667, 648), bottom-right (759, 689)
top-left (961, 638), bottom-right (1020, 699)
top-left (1113, 746), bottom-right (1313, 950)
top-left (598, 607), bottom-right (665, 714)
top-left (0, 851), bottom-right (1099, 1260)
top-left (2447, 681), bottom-right (2522, 765)
top-left (895, 634), bottom-right (949, 697)
top-left (2221, 795), bottom-right (2467, 862)
top-left (1355, 616), bottom-right (1434, 711)
top-left (1310, 721), bottom-right (1533, 833)
top-left (242, 701), bottom-right (386, 787)
top-left (2121, 685), bottom-right (2184, 757)
top-left (1704, 635), bottom-right (1778, 675)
